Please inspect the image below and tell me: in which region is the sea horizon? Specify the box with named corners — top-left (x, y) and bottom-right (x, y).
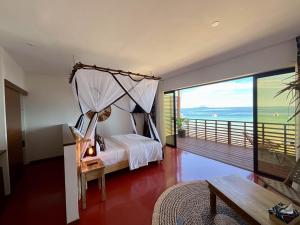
top-left (180, 106), bottom-right (294, 124)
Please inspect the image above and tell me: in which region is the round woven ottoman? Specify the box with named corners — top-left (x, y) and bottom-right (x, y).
top-left (152, 181), bottom-right (245, 225)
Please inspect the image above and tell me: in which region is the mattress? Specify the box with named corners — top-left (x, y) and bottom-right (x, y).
top-left (111, 134), bottom-right (163, 170)
top-left (82, 138), bottom-right (127, 166)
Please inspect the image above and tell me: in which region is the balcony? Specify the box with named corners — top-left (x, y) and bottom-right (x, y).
top-left (177, 119), bottom-right (296, 178)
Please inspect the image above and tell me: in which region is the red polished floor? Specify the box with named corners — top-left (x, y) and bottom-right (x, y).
top-left (0, 147), bottom-right (254, 225)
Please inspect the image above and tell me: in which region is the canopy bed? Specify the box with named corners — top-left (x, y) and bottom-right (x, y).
top-left (64, 63), bottom-right (162, 223)
top-left (70, 62), bottom-right (162, 170)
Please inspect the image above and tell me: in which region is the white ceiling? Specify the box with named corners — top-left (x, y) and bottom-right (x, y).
top-left (0, 0), bottom-right (299, 77)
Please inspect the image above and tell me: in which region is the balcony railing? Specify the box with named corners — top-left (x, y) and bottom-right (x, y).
top-left (180, 119), bottom-right (296, 156)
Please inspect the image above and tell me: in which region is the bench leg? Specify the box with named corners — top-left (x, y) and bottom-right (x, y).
top-left (210, 190), bottom-right (216, 214)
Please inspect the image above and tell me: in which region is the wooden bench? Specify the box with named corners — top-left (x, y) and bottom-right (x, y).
top-left (207, 175), bottom-right (300, 225)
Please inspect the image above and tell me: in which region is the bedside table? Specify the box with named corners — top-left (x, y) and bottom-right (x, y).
top-left (80, 159), bottom-right (106, 209)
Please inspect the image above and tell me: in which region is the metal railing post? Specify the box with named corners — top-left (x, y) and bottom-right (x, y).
top-left (215, 120), bottom-right (217, 142)
top-left (228, 121), bottom-right (231, 145)
top-left (196, 120), bottom-right (198, 139)
top-left (283, 124), bottom-right (287, 155)
top-left (205, 120), bottom-right (207, 140)
top-left (243, 122), bottom-right (246, 147)
top-left (262, 123), bottom-right (265, 145)
top-left (187, 119), bottom-right (189, 137)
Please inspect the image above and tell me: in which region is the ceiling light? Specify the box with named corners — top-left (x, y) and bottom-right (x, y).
top-left (211, 21), bottom-right (220, 27)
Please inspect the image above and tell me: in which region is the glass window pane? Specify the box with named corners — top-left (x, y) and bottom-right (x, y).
top-left (257, 71), bottom-right (296, 178)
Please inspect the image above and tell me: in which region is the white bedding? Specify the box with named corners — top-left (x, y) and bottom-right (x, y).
top-left (82, 138), bottom-right (127, 166)
top-left (111, 134), bottom-right (163, 170)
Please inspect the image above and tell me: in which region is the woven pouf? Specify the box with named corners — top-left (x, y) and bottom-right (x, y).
top-left (214, 214), bottom-right (241, 225)
top-left (152, 181), bottom-right (245, 225)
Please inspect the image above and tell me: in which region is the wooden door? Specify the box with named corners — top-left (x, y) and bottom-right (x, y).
top-left (5, 86), bottom-right (23, 189)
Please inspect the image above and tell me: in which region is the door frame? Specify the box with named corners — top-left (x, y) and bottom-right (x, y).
top-left (4, 80), bottom-right (28, 96)
top-left (4, 79), bottom-right (28, 190)
top-left (164, 90), bottom-right (177, 147)
top-left (253, 67), bottom-right (295, 179)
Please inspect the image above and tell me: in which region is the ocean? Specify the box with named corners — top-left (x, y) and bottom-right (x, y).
top-left (180, 106), bottom-right (295, 124)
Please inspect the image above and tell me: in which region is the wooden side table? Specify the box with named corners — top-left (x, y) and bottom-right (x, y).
top-left (80, 159), bottom-right (106, 209)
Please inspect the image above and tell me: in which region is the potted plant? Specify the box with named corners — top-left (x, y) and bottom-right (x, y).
top-left (177, 117), bottom-right (187, 138)
top-left (276, 72), bottom-right (300, 121)
top-left (276, 71), bottom-right (300, 153)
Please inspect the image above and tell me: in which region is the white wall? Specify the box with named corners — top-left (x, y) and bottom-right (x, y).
top-left (24, 73), bottom-right (133, 163)
top-left (63, 144), bottom-right (79, 224)
top-left (158, 39), bottom-right (297, 145)
top-left (0, 47), bottom-right (26, 195)
top-left (0, 48), bottom-right (26, 88)
top-left (24, 74), bottom-right (80, 162)
top-left (96, 106), bottom-right (132, 138)
top-left (162, 40), bottom-right (296, 91)
top-left (156, 82), bottom-right (165, 144)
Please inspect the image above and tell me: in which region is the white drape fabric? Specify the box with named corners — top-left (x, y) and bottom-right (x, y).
top-left (81, 113), bottom-right (98, 158)
top-left (72, 69), bottom-right (125, 114)
top-left (71, 68), bottom-right (160, 158)
top-left (149, 116), bottom-right (161, 143)
top-left (131, 79), bottom-right (159, 113)
top-left (114, 75), bottom-right (159, 113)
top-left (129, 114), bottom-right (138, 134)
top-left (114, 94), bottom-right (136, 112)
top-left (114, 95), bottom-right (137, 133)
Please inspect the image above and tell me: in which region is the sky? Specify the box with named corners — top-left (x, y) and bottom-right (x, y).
top-left (257, 72), bottom-right (295, 107)
top-left (180, 77), bottom-right (253, 108)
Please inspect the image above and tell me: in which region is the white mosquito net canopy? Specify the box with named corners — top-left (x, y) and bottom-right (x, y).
top-left (70, 63), bottom-right (160, 158)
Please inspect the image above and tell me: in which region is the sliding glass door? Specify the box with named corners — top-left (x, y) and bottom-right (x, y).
top-left (254, 68), bottom-right (296, 178)
top-left (164, 91), bottom-right (177, 147)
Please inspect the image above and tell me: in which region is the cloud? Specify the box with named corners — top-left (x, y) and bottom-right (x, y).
top-left (180, 78), bottom-right (253, 108)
